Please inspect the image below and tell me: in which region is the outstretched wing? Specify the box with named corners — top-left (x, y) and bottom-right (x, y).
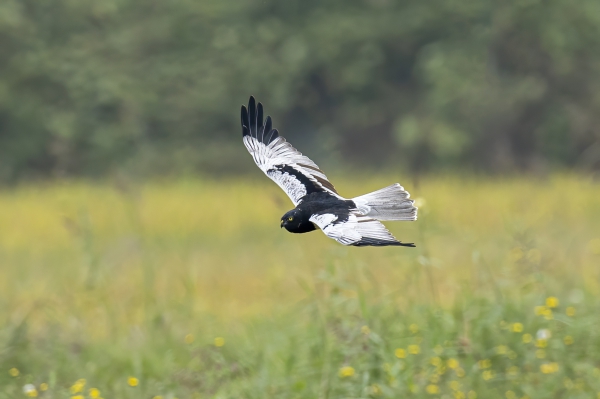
top-left (241, 96), bottom-right (341, 206)
top-left (310, 212), bottom-right (415, 247)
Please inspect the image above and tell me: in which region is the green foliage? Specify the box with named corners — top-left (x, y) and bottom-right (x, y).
top-left (1, 0), bottom-right (600, 181)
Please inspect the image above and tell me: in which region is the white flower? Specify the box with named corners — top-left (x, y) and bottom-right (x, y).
top-left (413, 197), bottom-right (426, 209)
top-left (23, 384), bottom-right (36, 394)
top-left (536, 329), bottom-right (551, 340)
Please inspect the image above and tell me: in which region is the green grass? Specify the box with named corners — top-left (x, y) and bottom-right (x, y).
top-left (1, 174), bottom-right (600, 398)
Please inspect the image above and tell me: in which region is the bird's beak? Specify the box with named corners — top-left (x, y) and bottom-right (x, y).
top-left (280, 220), bottom-right (284, 228)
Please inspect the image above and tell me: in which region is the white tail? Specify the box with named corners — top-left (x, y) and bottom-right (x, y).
top-left (352, 183), bottom-right (417, 221)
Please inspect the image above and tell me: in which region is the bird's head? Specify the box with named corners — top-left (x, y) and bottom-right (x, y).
top-left (280, 209), bottom-right (299, 231)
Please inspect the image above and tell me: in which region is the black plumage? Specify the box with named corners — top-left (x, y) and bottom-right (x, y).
top-left (281, 192), bottom-right (352, 234)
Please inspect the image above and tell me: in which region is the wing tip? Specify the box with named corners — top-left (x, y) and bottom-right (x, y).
top-left (352, 239), bottom-right (416, 247)
top-left (241, 105), bottom-right (249, 137)
top-left (241, 95), bottom-right (279, 145)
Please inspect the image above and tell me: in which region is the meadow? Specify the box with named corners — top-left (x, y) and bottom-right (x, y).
top-left (1, 174), bottom-right (599, 399)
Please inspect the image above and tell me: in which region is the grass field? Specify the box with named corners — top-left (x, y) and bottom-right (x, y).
top-left (1, 174), bottom-right (600, 399)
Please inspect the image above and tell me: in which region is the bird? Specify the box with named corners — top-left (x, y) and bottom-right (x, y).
top-left (240, 96), bottom-right (417, 247)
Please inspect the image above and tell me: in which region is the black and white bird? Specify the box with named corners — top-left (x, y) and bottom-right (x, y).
top-left (241, 96), bottom-right (417, 247)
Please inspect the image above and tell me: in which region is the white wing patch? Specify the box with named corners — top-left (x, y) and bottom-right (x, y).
top-left (265, 167), bottom-right (307, 205)
top-left (310, 212), bottom-right (407, 247)
top-left (243, 135), bottom-right (341, 205)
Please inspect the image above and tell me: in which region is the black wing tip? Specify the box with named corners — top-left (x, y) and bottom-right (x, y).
top-left (241, 95), bottom-right (279, 145)
top-left (241, 105), bottom-right (249, 137)
top-left (399, 242), bottom-right (416, 247)
top-left (353, 239), bottom-right (416, 247)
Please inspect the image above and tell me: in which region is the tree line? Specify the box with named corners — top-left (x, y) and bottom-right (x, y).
top-left (1, 0), bottom-right (600, 182)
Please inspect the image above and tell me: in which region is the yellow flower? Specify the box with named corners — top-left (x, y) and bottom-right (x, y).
top-left (522, 333), bottom-right (532, 343)
top-left (449, 380), bottom-right (460, 390)
top-left (70, 381), bottom-right (85, 394)
top-left (543, 308), bottom-right (553, 320)
top-left (478, 359), bottom-right (491, 369)
top-left (394, 348), bottom-right (406, 358)
top-left (512, 323), bottom-right (523, 333)
top-left (505, 391), bottom-right (516, 399)
top-left (89, 388), bottom-right (100, 398)
top-left (408, 344), bottom-right (420, 354)
top-left (127, 377), bottom-right (139, 387)
top-left (71, 396), bottom-right (84, 399)
top-left (437, 365), bottom-right (447, 375)
top-left (409, 324), bottom-right (419, 334)
top-left (430, 357), bottom-right (442, 366)
top-left (426, 384), bottom-right (440, 394)
top-left (535, 349), bottom-right (546, 359)
top-left (184, 333), bottom-right (194, 344)
top-left (456, 367), bottom-right (466, 377)
top-left (564, 336), bottom-right (574, 345)
top-left (361, 325), bottom-right (370, 335)
top-left (482, 370), bottom-right (494, 381)
top-left (447, 358), bottom-right (459, 369)
top-left (536, 339), bottom-right (547, 348)
top-left (9, 368), bottom-right (19, 377)
top-left (214, 337), bottom-right (225, 347)
top-left (468, 390), bottom-right (477, 399)
top-left (540, 362), bottom-right (559, 374)
top-left (454, 392), bottom-right (466, 399)
top-left (338, 366), bottom-right (355, 378)
top-left (566, 307), bottom-right (576, 317)
top-left (23, 384), bottom-right (38, 397)
top-left (546, 296), bottom-right (559, 308)
top-left (153, 396), bottom-right (163, 399)
top-left (496, 345), bottom-right (508, 355)
top-left (39, 383), bottom-right (48, 391)
top-left (534, 306), bottom-right (546, 316)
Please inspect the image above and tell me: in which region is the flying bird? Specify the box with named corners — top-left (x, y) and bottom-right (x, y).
top-left (241, 96), bottom-right (417, 247)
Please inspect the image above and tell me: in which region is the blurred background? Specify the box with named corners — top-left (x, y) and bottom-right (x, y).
top-left (2, 0), bottom-right (600, 182)
top-left (2, 0), bottom-right (600, 398)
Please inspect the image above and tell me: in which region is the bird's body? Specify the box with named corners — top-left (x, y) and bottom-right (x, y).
top-left (241, 96), bottom-right (417, 247)
top-left (281, 192), bottom-right (353, 234)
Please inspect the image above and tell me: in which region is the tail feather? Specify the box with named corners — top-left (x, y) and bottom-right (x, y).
top-left (352, 183), bottom-right (417, 221)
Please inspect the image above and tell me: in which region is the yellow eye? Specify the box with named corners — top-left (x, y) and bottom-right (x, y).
top-left (288, 216), bottom-right (293, 221)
